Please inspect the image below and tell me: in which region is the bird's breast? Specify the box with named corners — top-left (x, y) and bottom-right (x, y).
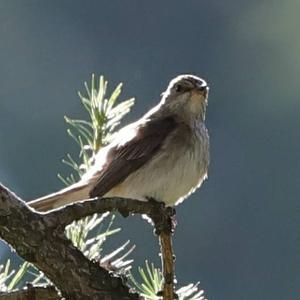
top-left (105, 123), bottom-right (209, 206)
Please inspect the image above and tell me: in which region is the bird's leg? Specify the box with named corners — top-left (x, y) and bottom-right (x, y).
top-left (146, 197), bottom-right (178, 300)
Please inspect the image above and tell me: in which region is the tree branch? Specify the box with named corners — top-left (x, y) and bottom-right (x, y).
top-left (42, 196), bottom-right (178, 299)
top-left (0, 183), bottom-right (139, 300)
top-left (42, 197), bottom-right (158, 229)
top-left (0, 182), bottom-right (177, 300)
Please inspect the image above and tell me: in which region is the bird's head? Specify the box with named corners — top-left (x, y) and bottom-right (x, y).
top-left (161, 74), bottom-right (209, 122)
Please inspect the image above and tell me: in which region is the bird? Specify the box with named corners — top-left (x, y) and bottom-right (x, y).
top-left (28, 74), bottom-right (210, 212)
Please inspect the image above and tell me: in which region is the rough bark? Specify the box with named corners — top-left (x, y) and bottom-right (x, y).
top-left (0, 184), bottom-right (139, 300)
top-left (0, 183), bottom-right (176, 300)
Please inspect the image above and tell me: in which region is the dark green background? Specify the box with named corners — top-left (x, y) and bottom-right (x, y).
top-left (0, 1), bottom-right (299, 299)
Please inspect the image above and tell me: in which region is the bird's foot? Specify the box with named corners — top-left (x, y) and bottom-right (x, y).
top-left (146, 197), bottom-right (177, 235)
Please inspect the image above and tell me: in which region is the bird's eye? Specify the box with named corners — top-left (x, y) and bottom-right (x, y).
top-left (175, 84), bottom-right (183, 92)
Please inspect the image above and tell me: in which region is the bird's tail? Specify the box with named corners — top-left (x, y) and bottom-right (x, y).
top-left (28, 181), bottom-right (90, 212)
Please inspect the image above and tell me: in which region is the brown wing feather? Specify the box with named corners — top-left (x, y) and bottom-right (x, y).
top-left (89, 116), bottom-right (177, 198)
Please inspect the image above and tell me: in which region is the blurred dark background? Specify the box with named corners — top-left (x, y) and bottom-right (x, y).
top-left (0, 1), bottom-right (299, 299)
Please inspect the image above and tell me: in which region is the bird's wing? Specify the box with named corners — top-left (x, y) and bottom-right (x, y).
top-left (89, 116), bottom-right (177, 198)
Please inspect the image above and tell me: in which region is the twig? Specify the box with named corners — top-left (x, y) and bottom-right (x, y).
top-left (150, 205), bottom-right (176, 300)
top-left (159, 232), bottom-right (175, 300)
top-left (42, 197), bottom-right (159, 228)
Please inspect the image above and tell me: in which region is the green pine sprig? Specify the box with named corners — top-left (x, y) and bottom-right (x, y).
top-left (61, 75), bottom-right (135, 274)
top-left (129, 261), bottom-right (207, 300)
